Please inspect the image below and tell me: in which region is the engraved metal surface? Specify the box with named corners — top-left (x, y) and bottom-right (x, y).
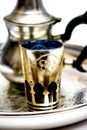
top-left (21, 40), bottom-right (63, 110)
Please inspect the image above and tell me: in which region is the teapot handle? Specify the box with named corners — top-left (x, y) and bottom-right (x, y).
top-left (61, 11), bottom-right (87, 41)
top-left (61, 11), bottom-right (87, 72)
top-left (72, 45), bottom-right (87, 72)
top-left (52, 11), bottom-right (87, 72)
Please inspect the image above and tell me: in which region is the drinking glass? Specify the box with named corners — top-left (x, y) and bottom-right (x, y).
top-left (20, 40), bottom-right (64, 111)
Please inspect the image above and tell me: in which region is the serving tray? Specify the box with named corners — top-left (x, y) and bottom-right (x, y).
top-left (0, 44), bottom-right (87, 130)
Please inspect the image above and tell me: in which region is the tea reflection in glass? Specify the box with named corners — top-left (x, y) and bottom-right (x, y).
top-left (20, 40), bottom-right (64, 111)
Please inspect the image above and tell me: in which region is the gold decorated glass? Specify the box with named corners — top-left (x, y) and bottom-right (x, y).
top-left (20, 40), bottom-right (64, 111)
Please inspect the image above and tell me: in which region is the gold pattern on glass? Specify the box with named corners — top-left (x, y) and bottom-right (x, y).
top-left (21, 42), bottom-right (63, 110)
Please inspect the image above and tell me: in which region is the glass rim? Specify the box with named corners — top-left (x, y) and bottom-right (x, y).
top-left (21, 40), bottom-right (63, 51)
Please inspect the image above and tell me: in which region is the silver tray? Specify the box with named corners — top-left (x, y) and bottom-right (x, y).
top-left (0, 44), bottom-right (87, 130)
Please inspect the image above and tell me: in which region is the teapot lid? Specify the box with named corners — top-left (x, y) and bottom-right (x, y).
top-left (4, 0), bottom-right (61, 26)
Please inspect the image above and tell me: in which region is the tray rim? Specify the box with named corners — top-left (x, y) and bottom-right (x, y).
top-left (0, 102), bottom-right (87, 116)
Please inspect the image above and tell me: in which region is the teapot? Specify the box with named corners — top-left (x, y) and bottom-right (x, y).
top-left (0, 0), bottom-right (87, 85)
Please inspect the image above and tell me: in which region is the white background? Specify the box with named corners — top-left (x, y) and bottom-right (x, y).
top-left (0, 0), bottom-right (87, 46)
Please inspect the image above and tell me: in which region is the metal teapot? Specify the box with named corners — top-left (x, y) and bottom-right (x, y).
top-left (0, 0), bottom-right (87, 85)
